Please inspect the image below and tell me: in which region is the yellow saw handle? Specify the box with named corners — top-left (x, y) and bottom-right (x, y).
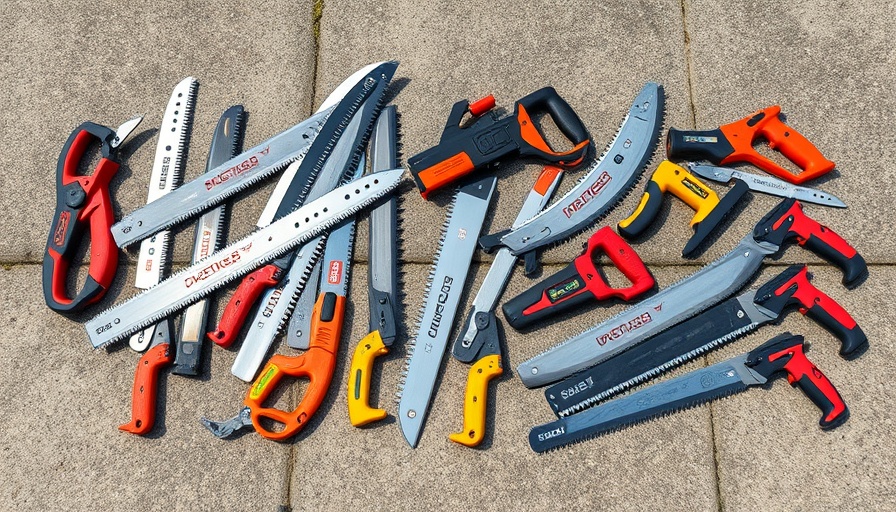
top-left (618, 160), bottom-right (719, 237)
top-left (347, 331), bottom-right (390, 427)
top-left (449, 354), bottom-right (503, 447)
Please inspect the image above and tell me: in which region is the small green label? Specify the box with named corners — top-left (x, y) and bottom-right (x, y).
top-left (547, 277), bottom-right (583, 303)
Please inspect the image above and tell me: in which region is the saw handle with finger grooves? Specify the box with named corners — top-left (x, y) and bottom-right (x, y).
top-left (449, 354), bottom-right (502, 447)
top-left (347, 331), bottom-right (390, 426)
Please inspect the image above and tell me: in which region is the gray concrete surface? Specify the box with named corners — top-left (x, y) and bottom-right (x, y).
top-left (1, 0), bottom-right (893, 510)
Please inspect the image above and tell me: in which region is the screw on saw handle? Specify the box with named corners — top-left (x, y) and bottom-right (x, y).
top-left (119, 342), bottom-right (173, 435)
top-left (667, 106), bottom-right (835, 184)
top-left (618, 160), bottom-right (720, 238)
top-left (347, 330), bottom-right (390, 427)
top-left (449, 354), bottom-right (502, 447)
top-left (245, 292), bottom-right (343, 441)
top-left (746, 333), bottom-right (849, 430)
top-left (753, 265), bottom-right (867, 358)
top-left (207, 263), bottom-right (283, 348)
top-left (43, 126), bottom-right (121, 313)
top-left (753, 199), bottom-right (867, 288)
top-left (501, 226), bottom-right (653, 330)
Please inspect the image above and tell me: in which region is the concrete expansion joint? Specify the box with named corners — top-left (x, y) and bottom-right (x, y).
top-left (679, 0), bottom-right (698, 129)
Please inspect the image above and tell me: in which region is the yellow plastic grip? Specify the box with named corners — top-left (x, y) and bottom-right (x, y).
top-left (619, 160), bottom-right (720, 231)
top-left (448, 354), bottom-right (503, 447)
top-left (347, 331), bottom-right (390, 427)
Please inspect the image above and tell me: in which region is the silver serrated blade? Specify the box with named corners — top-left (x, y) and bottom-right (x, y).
top-left (529, 355), bottom-right (765, 452)
top-left (495, 82), bottom-right (664, 256)
top-left (517, 234), bottom-right (778, 388)
top-left (85, 170), bottom-right (404, 348)
top-left (687, 163), bottom-right (847, 208)
top-left (129, 77), bottom-right (198, 352)
top-left (397, 176), bottom-right (497, 448)
top-left (285, 256), bottom-right (323, 350)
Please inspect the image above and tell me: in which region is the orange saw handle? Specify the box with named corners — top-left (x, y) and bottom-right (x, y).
top-left (244, 292), bottom-right (344, 441)
top-left (119, 343), bottom-right (173, 435)
top-left (667, 106), bottom-right (835, 184)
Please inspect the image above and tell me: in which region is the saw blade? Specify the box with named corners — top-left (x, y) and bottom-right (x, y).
top-left (286, 257), bottom-right (323, 350)
top-left (134, 77), bottom-right (198, 289)
top-left (517, 234), bottom-right (779, 388)
top-left (85, 170), bottom-right (404, 348)
top-left (687, 164), bottom-right (847, 208)
top-left (545, 291), bottom-right (778, 416)
top-left (496, 82), bottom-right (664, 256)
top-left (530, 355), bottom-right (765, 452)
top-left (397, 176), bottom-right (497, 448)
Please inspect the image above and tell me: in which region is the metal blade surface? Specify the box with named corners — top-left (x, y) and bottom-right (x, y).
top-left (498, 82), bottom-right (664, 255)
top-left (545, 291), bottom-right (779, 416)
top-left (688, 164), bottom-right (846, 208)
top-left (398, 176), bottom-right (497, 447)
top-left (286, 257), bottom-right (323, 350)
top-left (86, 170), bottom-right (404, 348)
top-left (529, 356), bottom-right (765, 452)
top-left (517, 235), bottom-right (778, 388)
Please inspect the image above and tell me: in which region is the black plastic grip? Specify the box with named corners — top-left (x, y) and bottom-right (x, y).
top-left (502, 264), bottom-right (590, 330)
top-left (666, 127), bottom-right (735, 163)
top-left (516, 87), bottom-right (590, 146)
top-left (803, 234), bottom-right (868, 289)
top-left (793, 373), bottom-right (850, 430)
top-left (805, 305), bottom-right (868, 359)
top-left (618, 181), bottom-right (662, 238)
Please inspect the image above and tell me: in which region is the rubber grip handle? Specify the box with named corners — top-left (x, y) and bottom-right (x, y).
top-left (119, 343), bottom-right (173, 435)
top-left (516, 87), bottom-right (590, 152)
top-left (245, 293), bottom-right (343, 441)
top-left (208, 264), bottom-right (282, 348)
top-left (448, 354), bottom-right (502, 447)
top-left (347, 330), bottom-right (390, 427)
top-left (618, 161), bottom-right (720, 237)
top-left (719, 106), bottom-right (835, 184)
top-left (503, 264), bottom-right (592, 330)
top-left (769, 343), bottom-right (849, 430)
top-left (753, 199), bottom-right (867, 288)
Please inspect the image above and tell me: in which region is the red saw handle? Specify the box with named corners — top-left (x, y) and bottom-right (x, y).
top-left (746, 333), bottom-right (849, 430)
top-left (753, 199), bottom-right (867, 288)
top-left (502, 226), bottom-right (654, 329)
top-left (119, 343), bottom-right (173, 435)
top-left (43, 128), bottom-right (120, 313)
top-left (208, 263), bottom-right (283, 348)
top-left (244, 292), bottom-right (344, 441)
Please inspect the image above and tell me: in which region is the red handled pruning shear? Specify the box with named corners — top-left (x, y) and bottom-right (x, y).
top-left (43, 116), bottom-right (143, 313)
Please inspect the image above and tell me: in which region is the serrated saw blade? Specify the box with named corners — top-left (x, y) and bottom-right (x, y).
top-left (397, 176), bottom-right (497, 448)
top-left (85, 170), bottom-right (404, 348)
top-left (496, 82), bottom-right (664, 256)
top-left (529, 355), bottom-right (765, 452)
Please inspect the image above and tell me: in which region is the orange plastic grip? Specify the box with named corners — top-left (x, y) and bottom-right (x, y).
top-left (244, 292), bottom-right (344, 441)
top-left (414, 152), bottom-right (476, 200)
top-left (719, 106), bottom-right (834, 184)
top-left (119, 343), bottom-right (173, 435)
top-left (517, 104), bottom-right (589, 166)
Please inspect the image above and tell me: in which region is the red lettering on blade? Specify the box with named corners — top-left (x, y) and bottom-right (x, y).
top-left (327, 260), bottom-right (343, 285)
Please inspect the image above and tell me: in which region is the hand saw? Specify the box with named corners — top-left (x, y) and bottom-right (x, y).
top-left (442, 165), bottom-right (565, 445)
top-left (480, 82), bottom-right (664, 274)
top-left (84, 169), bottom-right (404, 348)
top-left (129, 76), bottom-right (198, 353)
top-left (397, 176), bottom-right (497, 448)
top-left (346, 106), bottom-right (403, 426)
top-left (545, 264), bottom-right (866, 417)
top-left (172, 105), bottom-right (246, 375)
top-left (687, 163), bottom-right (847, 208)
top-left (119, 77), bottom-right (198, 435)
top-left (208, 61), bottom-right (397, 353)
top-left (517, 198), bottom-right (867, 389)
top-left (530, 333), bottom-right (849, 453)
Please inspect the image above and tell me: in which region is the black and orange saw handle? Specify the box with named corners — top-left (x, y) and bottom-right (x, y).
top-left (244, 291), bottom-right (344, 441)
top-left (43, 123), bottom-right (121, 313)
top-left (208, 263), bottom-right (284, 348)
top-left (745, 333), bottom-right (849, 430)
top-left (408, 87), bottom-right (590, 198)
top-left (666, 106), bottom-right (835, 184)
top-left (753, 198), bottom-right (867, 288)
top-left (502, 226), bottom-right (654, 329)
top-left (119, 342), bottom-right (173, 435)
top-left (754, 265), bottom-right (867, 358)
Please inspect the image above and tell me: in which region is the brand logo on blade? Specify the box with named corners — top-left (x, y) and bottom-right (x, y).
top-left (204, 149), bottom-right (265, 190)
top-left (159, 156), bottom-right (171, 190)
top-left (595, 312), bottom-right (652, 346)
top-left (562, 171), bottom-right (612, 219)
top-left (262, 288), bottom-right (283, 318)
top-left (184, 251), bottom-right (241, 288)
top-left (328, 260), bottom-right (343, 285)
top-left (427, 276), bottom-right (454, 339)
top-left (559, 376), bottom-right (594, 400)
top-left (53, 211), bottom-right (71, 247)
top-left (537, 426), bottom-right (565, 442)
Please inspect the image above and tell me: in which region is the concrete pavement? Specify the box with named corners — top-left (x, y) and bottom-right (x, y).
top-left (1, 1), bottom-right (893, 510)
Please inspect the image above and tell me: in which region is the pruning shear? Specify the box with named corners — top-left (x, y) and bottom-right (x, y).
top-left (43, 115), bottom-right (143, 313)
